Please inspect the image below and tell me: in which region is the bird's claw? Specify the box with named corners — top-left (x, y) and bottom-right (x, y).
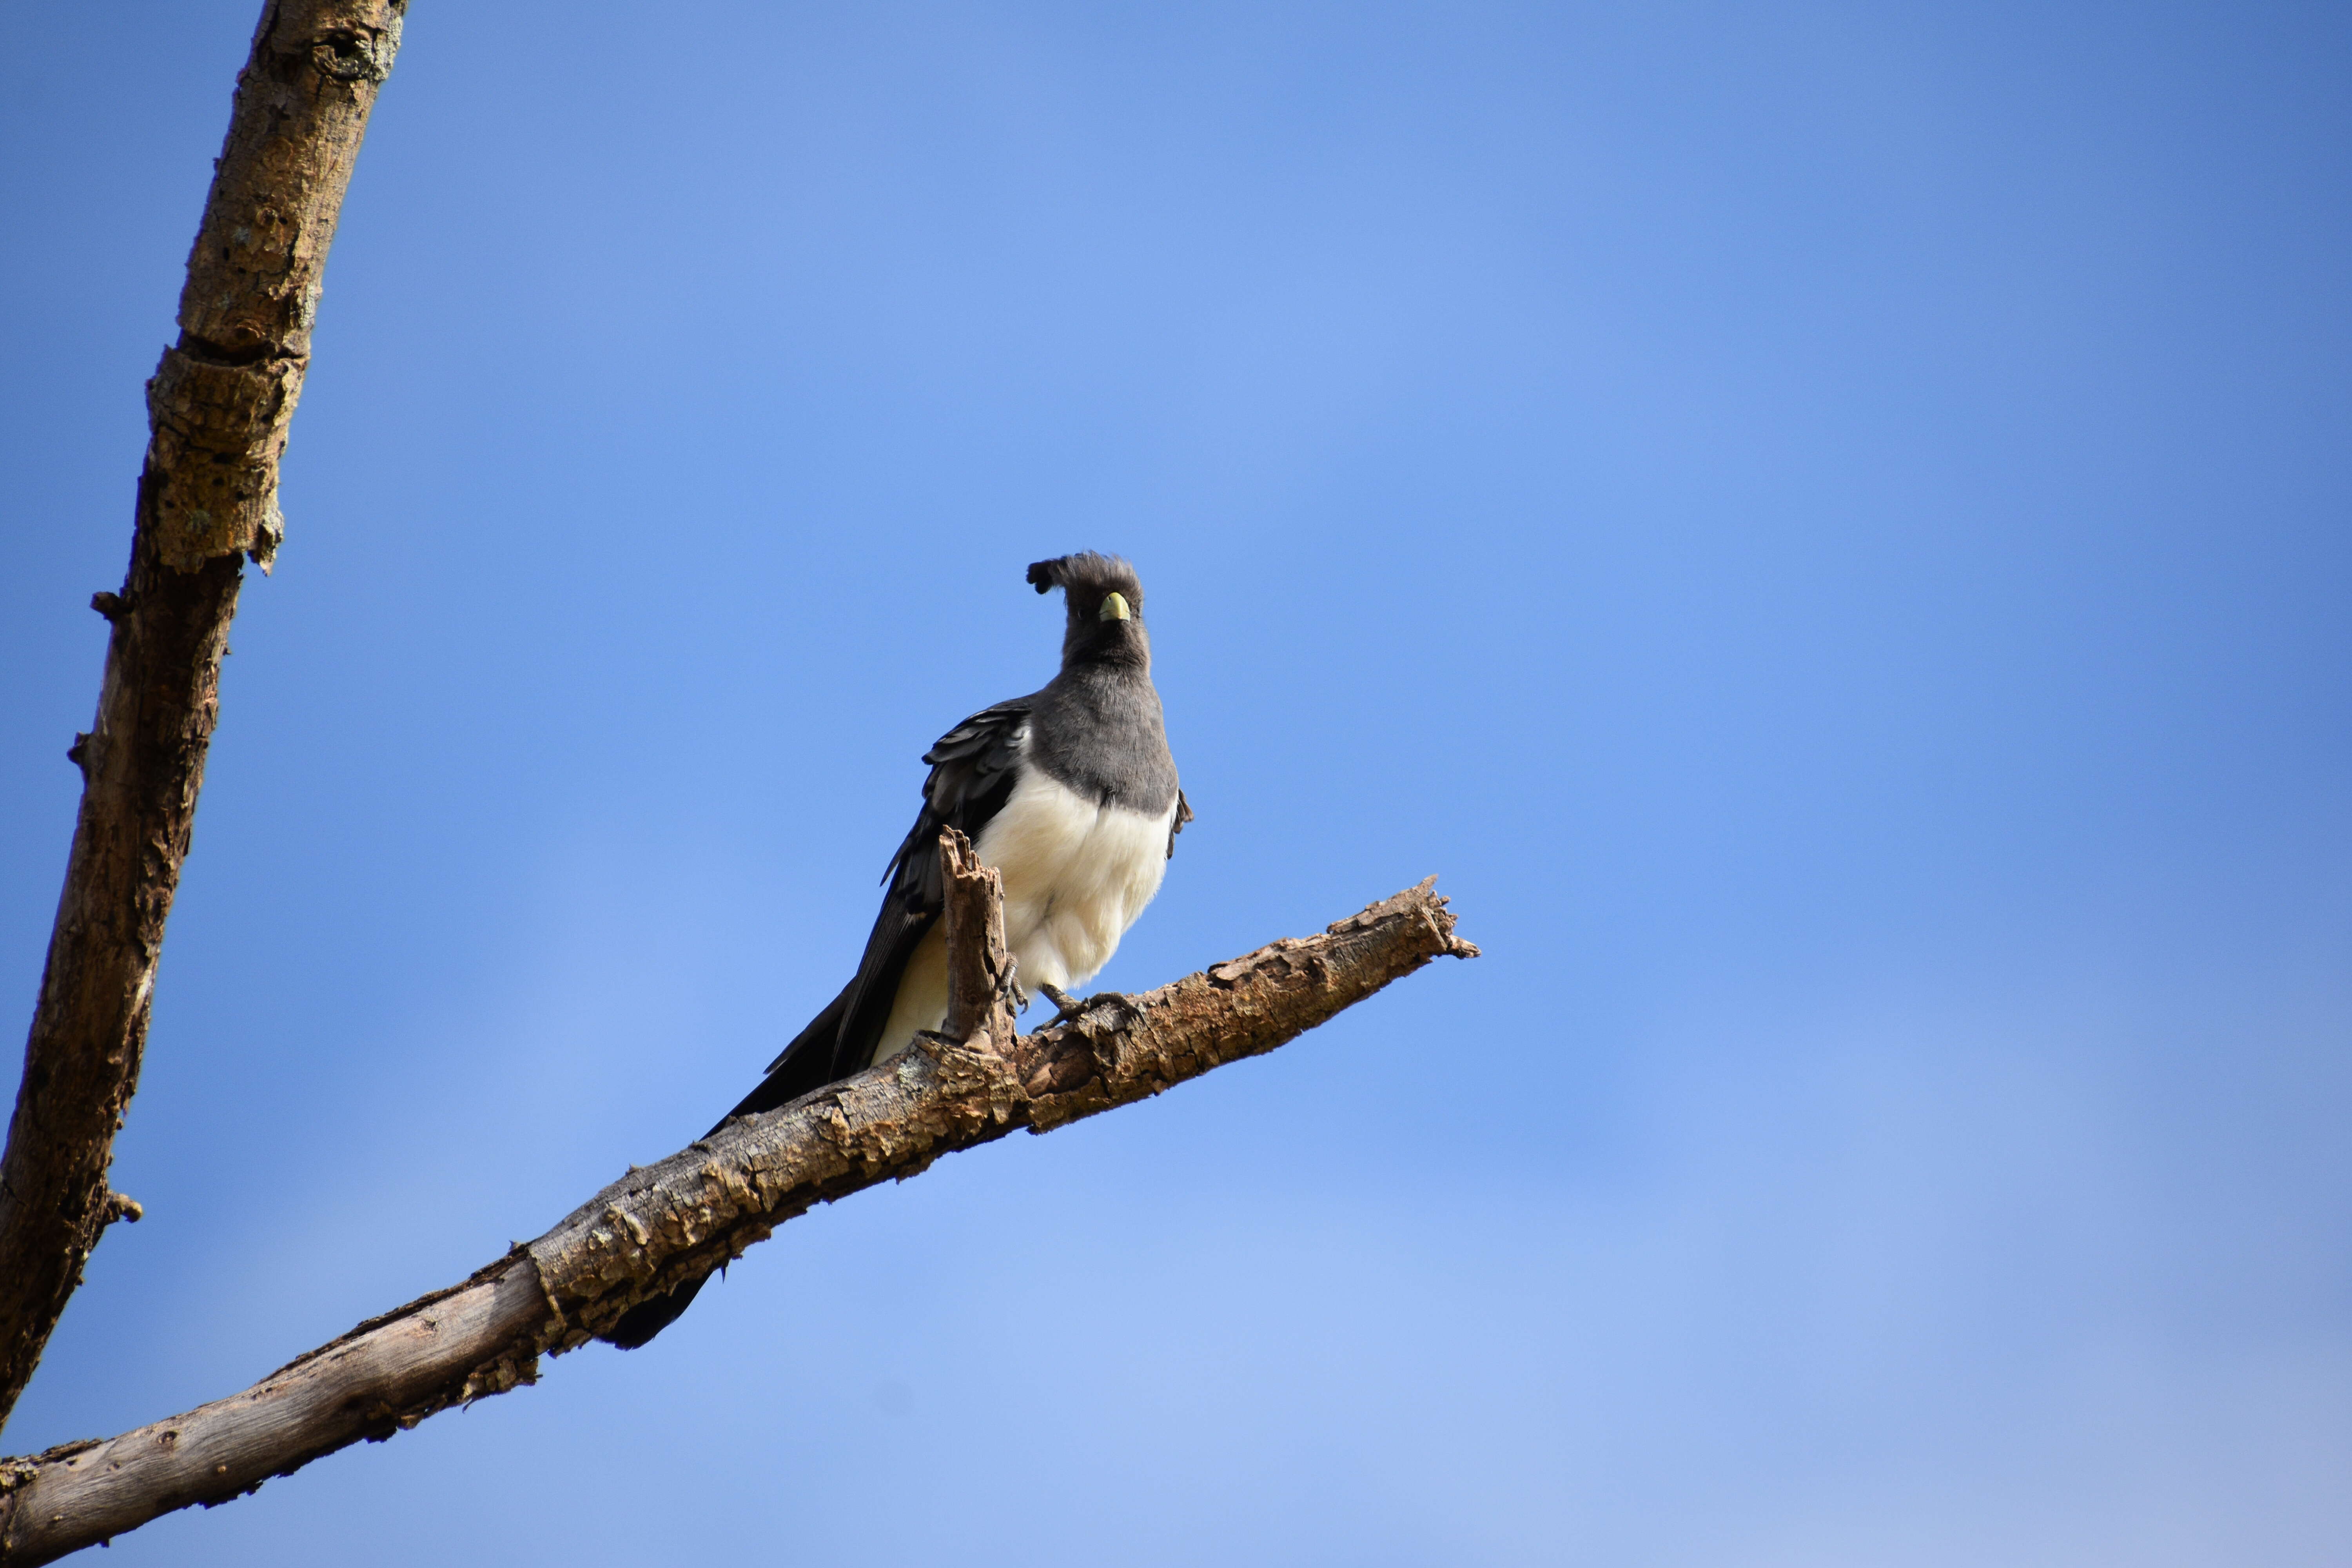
top-left (1037, 982), bottom-right (1099, 1026)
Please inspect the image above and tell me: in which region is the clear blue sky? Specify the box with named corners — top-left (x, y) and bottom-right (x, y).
top-left (4, 3), bottom-right (2348, 1563)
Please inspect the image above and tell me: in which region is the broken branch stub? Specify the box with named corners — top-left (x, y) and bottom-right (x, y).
top-left (0, 882), bottom-right (1475, 1564)
top-left (936, 828), bottom-right (1015, 1049)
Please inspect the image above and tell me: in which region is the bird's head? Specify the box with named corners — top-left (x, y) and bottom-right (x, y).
top-left (1028, 552), bottom-right (1151, 671)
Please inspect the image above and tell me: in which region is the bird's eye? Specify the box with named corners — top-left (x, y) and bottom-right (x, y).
top-left (1098, 592), bottom-right (1132, 622)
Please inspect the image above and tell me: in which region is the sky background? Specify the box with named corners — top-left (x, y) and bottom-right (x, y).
top-left (4, 2), bottom-right (2349, 1563)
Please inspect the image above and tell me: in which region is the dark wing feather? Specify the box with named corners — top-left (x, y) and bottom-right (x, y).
top-left (1168, 788), bottom-right (1193, 858)
top-left (741, 700), bottom-right (1031, 1101)
top-left (603, 701), bottom-right (1033, 1353)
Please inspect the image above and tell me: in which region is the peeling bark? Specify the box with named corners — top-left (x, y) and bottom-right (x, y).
top-left (0, 0), bottom-right (405, 1434)
top-left (0, 880), bottom-right (1474, 1565)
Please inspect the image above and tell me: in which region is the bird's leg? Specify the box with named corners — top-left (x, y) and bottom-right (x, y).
top-left (1004, 956), bottom-right (1029, 1014)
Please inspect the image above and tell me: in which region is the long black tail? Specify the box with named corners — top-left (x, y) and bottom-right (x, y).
top-left (599, 981), bottom-right (856, 1349)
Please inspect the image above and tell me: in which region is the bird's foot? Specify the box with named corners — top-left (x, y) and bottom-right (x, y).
top-left (1038, 982), bottom-right (1124, 1027)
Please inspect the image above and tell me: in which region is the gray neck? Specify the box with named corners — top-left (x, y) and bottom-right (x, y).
top-left (1029, 662), bottom-right (1178, 814)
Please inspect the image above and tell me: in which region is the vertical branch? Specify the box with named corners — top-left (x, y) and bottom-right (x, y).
top-left (0, 0), bottom-right (406, 1433)
top-left (936, 828), bottom-right (1015, 1048)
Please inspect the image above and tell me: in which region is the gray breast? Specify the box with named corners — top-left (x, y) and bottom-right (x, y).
top-left (1027, 665), bottom-right (1179, 816)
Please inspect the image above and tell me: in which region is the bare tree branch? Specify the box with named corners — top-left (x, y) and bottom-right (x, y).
top-left (0, 1), bottom-right (404, 1432)
top-left (0, 874), bottom-right (1475, 1565)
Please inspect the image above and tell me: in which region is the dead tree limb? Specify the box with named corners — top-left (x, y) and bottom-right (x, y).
top-left (0, 0), bottom-right (404, 1432)
top-left (0, 871), bottom-right (1475, 1565)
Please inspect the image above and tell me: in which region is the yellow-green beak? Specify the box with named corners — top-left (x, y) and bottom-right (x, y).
top-left (1098, 592), bottom-right (1132, 622)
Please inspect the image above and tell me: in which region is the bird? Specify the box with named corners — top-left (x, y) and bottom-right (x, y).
top-left (602, 551), bottom-right (1191, 1348)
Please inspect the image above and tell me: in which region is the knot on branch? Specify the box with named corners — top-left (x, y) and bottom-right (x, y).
top-left (102, 1193), bottom-right (143, 1227)
top-left (308, 26), bottom-right (398, 85)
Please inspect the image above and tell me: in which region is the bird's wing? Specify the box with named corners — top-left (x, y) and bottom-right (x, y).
top-left (743, 700), bottom-right (1031, 1105)
top-left (626, 701), bottom-right (1033, 1349)
top-left (1168, 787), bottom-right (1194, 858)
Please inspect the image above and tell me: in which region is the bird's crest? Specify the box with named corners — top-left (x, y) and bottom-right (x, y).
top-left (1027, 552), bottom-right (1144, 618)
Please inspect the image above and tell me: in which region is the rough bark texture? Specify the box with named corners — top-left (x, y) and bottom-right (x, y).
top-left (0, 0), bottom-right (404, 1436)
top-left (937, 829), bottom-right (1015, 1047)
top-left (0, 879), bottom-right (1475, 1564)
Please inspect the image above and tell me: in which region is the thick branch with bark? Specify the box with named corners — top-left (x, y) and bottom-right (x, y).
top-left (0, 0), bottom-right (403, 1432)
top-left (0, 872), bottom-right (1474, 1565)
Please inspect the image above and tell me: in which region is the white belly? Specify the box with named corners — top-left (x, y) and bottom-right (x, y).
top-left (872, 771), bottom-right (1175, 1063)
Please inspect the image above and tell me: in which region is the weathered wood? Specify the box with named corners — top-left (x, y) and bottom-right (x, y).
top-left (0, 0), bottom-right (404, 1434)
top-left (936, 828), bottom-right (1014, 1046)
top-left (0, 882), bottom-right (1475, 1564)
